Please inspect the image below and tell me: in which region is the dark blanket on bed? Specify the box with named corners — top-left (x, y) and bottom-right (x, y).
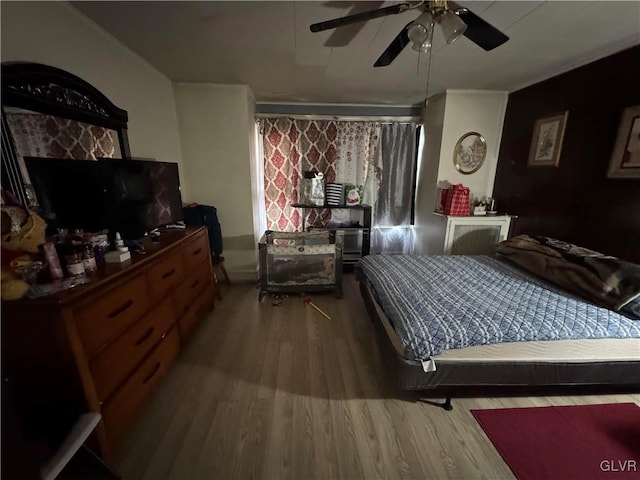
top-left (496, 235), bottom-right (640, 314)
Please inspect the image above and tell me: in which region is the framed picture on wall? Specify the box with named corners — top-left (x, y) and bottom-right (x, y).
top-left (607, 104), bottom-right (640, 179)
top-left (527, 111), bottom-right (569, 167)
top-left (453, 132), bottom-right (487, 174)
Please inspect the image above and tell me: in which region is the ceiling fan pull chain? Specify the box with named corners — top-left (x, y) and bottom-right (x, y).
top-left (423, 25), bottom-right (435, 108)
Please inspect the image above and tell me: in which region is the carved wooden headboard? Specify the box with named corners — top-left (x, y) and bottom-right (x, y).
top-left (1, 62), bottom-right (131, 205)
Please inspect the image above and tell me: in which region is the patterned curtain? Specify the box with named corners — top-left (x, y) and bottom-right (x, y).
top-left (335, 122), bottom-right (381, 202)
top-left (261, 118), bottom-right (417, 254)
top-left (333, 122), bottom-right (381, 224)
top-left (5, 112), bottom-right (118, 182)
top-left (262, 118), bottom-right (339, 231)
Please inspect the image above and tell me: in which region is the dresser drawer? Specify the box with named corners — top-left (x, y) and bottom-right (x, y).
top-left (183, 232), bottom-right (209, 272)
top-left (178, 282), bottom-right (214, 341)
top-left (102, 325), bottom-right (180, 447)
top-left (90, 297), bottom-right (177, 402)
top-left (174, 260), bottom-right (212, 317)
top-left (75, 275), bottom-right (150, 357)
top-left (147, 250), bottom-right (184, 299)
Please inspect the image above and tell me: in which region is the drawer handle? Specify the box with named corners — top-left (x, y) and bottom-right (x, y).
top-left (161, 268), bottom-right (176, 279)
top-left (134, 327), bottom-right (155, 346)
top-left (143, 362), bottom-right (161, 384)
top-left (192, 248), bottom-right (203, 256)
top-left (190, 278), bottom-right (200, 290)
top-left (108, 299), bottom-right (133, 319)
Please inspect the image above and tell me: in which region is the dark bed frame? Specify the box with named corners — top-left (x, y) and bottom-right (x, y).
top-left (358, 278), bottom-right (640, 410)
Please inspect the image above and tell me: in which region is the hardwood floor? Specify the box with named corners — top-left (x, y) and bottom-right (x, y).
top-left (115, 275), bottom-right (639, 479)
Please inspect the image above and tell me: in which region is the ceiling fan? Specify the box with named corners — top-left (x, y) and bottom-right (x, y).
top-left (310, 0), bottom-right (509, 67)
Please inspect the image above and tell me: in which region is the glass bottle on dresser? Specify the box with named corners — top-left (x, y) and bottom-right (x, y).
top-left (64, 245), bottom-right (85, 277)
top-left (82, 243), bottom-right (97, 273)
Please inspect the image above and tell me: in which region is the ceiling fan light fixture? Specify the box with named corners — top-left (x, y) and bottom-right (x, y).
top-left (411, 39), bottom-right (431, 53)
top-left (439, 9), bottom-right (467, 44)
top-left (407, 11), bottom-right (434, 45)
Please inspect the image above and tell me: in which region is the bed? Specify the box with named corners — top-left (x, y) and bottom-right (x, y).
top-left (356, 237), bottom-right (640, 409)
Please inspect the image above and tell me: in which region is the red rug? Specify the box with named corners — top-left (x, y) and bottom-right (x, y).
top-left (472, 403), bottom-right (640, 480)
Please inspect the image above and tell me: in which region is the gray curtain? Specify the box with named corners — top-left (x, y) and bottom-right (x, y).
top-left (372, 123), bottom-right (418, 253)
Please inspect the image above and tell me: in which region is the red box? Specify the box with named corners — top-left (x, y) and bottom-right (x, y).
top-left (443, 184), bottom-right (470, 216)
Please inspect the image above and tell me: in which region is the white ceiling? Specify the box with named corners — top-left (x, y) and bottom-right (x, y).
top-left (72, 1), bottom-right (640, 105)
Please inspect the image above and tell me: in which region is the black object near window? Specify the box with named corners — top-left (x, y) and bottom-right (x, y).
top-left (182, 204), bottom-right (224, 260)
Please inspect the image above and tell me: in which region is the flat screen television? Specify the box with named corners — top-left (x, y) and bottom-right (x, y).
top-left (102, 158), bottom-right (183, 237)
top-left (25, 157), bottom-right (183, 239)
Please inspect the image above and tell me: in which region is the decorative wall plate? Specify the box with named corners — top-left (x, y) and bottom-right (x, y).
top-left (453, 132), bottom-right (487, 174)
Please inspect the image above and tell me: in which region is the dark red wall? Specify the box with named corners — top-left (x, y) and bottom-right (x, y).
top-left (494, 46), bottom-right (640, 263)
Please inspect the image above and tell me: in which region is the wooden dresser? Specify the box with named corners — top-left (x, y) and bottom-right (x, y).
top-left (2, 226), bottom-right (216, 459)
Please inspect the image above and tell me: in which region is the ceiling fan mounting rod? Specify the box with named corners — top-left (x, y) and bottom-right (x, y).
top-left (427, 0), bottom-right (450, 20)
top-left (430, 0), bottom-right (448, 10)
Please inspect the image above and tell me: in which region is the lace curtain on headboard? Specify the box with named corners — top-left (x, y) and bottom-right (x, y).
top-left (5, 111), bottom-right (118, 181)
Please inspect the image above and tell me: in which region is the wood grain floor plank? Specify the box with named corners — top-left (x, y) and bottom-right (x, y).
top-left (192, 299), bottom-right (273, 479)
top-left (261, 341), bottom-right (294, 479)
top-left (115, 276), bottom-right (639, 480)
top-left (318, 315), bottom-right (365, 480)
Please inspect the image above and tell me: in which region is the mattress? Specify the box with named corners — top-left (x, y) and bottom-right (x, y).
top-left (357, 255), bottom-right (640, 363)
top-left (434, 338), bottom-right (640, 363)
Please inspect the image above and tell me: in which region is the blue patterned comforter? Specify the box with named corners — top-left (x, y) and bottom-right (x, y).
top-left (357, 255), bottom-right (640, 361)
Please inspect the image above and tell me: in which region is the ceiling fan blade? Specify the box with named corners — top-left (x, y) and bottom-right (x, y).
top-left (373, 22), bottom-right (412, 68)
top-left (323, 1), bottom-right (385, 47)
top-left (310, 3), bottom-right (411, 33)
top-left (452, 5), bottom-right (509, 51)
